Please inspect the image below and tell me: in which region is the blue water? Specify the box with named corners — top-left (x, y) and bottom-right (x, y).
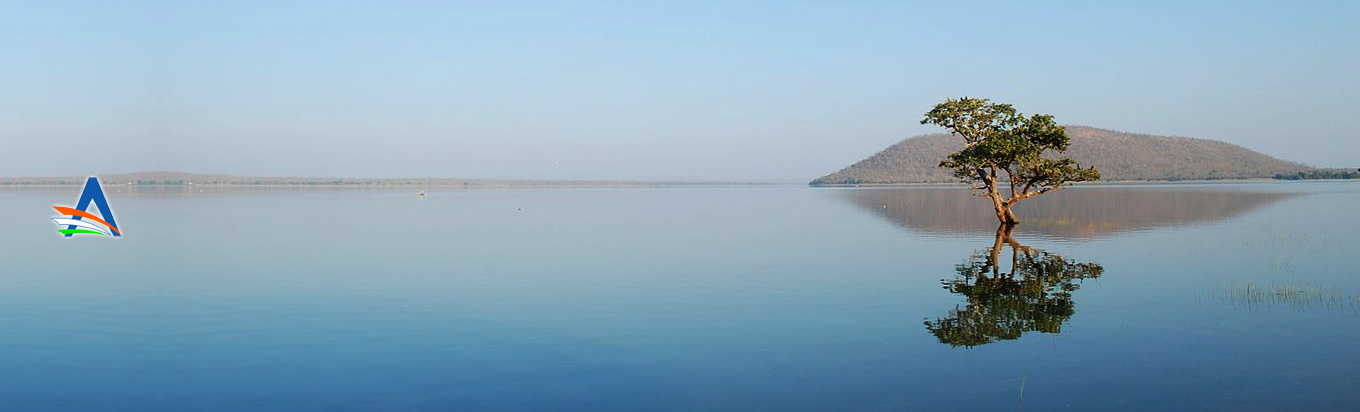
top-left (1, 183), bottom-right (1357, 411)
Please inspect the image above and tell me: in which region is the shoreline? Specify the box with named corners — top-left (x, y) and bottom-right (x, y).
top-left (4, 179), bottom-right (1354, 190)
top-left (807, 178), bottom-right (1356, 188)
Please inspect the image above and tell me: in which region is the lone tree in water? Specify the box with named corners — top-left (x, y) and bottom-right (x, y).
top-left (922, 97), bottom-right (1100, 225)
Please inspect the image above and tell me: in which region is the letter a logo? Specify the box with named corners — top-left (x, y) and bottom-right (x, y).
top-left (51, 177), bottom-right (122, 237)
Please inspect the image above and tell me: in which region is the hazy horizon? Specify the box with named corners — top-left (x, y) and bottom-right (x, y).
top-left (4, 1), bottom-right (1357, 181)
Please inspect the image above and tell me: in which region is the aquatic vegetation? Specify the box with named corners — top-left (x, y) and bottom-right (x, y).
top-left (1216, 282), bottom-right (1360, 314)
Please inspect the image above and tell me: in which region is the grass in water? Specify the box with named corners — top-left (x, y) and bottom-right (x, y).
top-left (1216, 281), bottom-right (1360, 313)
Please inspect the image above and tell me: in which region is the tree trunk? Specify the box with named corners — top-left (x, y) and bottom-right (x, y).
top-left (1002, 206), bottom-right (1020, 225)
top-left (992, 202), bottom-right (1020, 225)
top-left (981, 168), bottom-right (1021, 225)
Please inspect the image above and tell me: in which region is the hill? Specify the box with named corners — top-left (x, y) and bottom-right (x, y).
top-left (811, 126), bottom-right (1314, 185)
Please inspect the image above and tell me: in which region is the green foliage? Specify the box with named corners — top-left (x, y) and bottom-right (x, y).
top-left (924, 97), bottom-right (1099, 191)
top-left (921, 98), bottom-right (1099, 222)
top-left (809, 177), bottom-right (865, 186)
top-left (1274, 169), bottom-right (1360, 180)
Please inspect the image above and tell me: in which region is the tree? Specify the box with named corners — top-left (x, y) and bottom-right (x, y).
top-left (922, 97), bottom-right (1100, 225)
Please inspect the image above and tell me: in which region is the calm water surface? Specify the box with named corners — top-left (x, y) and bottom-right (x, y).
top-left (0, 183), bottom-right (1357, 411)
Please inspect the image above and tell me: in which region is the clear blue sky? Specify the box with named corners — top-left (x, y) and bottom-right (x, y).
top-left (3, 0), bottom-right (1357, 181)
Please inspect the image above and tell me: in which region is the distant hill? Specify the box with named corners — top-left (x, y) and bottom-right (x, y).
top-left (811, 126), bottom-right (1315, 185)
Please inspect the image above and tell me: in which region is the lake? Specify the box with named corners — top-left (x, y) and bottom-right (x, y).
top-left (1, 182), bottom-right (1357, 411)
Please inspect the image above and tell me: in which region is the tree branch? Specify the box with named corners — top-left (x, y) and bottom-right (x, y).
top-left (1002, 167), bottom-right (1018, 201)
top-left (1009, 184), bottom-right (1062, 204)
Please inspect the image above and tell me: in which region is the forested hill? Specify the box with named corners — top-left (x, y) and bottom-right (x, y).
top-left (811, 126), bottom-right (1314, 185)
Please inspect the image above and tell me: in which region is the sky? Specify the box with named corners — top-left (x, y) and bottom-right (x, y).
top-left (2, 0), bottom-right (1357, 182)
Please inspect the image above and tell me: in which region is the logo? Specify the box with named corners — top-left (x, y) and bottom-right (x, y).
top-left (52, 177), bottom-right (122, 237)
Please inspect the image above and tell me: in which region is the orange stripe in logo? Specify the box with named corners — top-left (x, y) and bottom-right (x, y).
top-left (52, 206), bottom-right (122, 235)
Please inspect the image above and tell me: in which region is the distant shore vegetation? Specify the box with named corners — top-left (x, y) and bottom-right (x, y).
top-left (1273, 169), bottom-right (1360, 180)
top-left (0, 172), bottom-right (751, 188)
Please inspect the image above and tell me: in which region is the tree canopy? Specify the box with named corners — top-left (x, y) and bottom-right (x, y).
top-left (922, 97), bottom-right (1100, 224)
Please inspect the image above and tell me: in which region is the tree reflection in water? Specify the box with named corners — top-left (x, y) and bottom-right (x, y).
top-left (926, 225), bottom-right (1104, 347)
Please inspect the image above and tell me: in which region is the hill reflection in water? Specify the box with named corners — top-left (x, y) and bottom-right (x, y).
top-left (841, 186), bottom-right (1295, 239)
